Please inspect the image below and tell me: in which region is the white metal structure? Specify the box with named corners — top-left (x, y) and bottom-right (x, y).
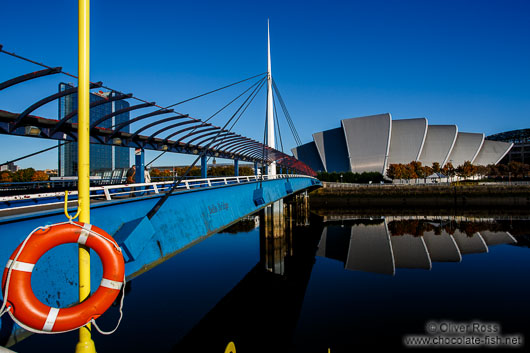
top-left (341, 113), bottom-right (392, 174)
top-left (266, 19), bottom-right (276, 176)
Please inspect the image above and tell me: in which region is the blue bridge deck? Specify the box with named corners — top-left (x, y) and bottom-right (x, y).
top-left (0, 174), bottom-right (320, 345)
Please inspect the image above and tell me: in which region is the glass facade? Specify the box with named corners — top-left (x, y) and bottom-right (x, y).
top-left (58, 83), bottom-right (130, 176)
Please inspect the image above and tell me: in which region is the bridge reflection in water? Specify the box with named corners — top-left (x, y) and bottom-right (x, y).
top-left (173, 196), bottom-right (320, 353)
top-left (172, 208), bottom-right (521, 353)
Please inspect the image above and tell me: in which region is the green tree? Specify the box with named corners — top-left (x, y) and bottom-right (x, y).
top-left (13, 168), bottom-right (35, 182)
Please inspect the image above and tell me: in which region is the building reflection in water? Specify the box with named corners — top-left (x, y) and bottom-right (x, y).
top-left (317, 216), bottom-right (518, 276)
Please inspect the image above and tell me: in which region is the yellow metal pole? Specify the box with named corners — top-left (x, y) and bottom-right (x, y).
top-left (76, 0), bottom-right (95, 352)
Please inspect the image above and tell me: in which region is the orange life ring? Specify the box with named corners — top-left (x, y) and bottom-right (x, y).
top-left (1, 222), bottom-right (125, 333)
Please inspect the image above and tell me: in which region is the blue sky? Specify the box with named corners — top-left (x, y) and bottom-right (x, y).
top-left (0, 0), bottom-right (529, 170)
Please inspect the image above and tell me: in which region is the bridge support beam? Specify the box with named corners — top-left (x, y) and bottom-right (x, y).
top-left (135, 148), bottom-right (145, 183)
top-left (234, 159), bottom-right (239, 177)
top-left (254, 161), bottom-right (258, 177)
top-left (201, 155), bottom-right (207, 178)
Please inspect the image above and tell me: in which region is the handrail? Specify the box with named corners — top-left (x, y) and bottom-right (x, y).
top-left (0, 174), bottom-right (318, 211)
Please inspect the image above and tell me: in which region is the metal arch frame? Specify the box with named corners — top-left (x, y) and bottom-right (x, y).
top-left (90, 102), bottom-right (155, 130)
top-left (12, 81), bottom-right (102, 129)
top-left (210, 135), bottom-right (246, 149)
top-left (175, 124), bottom-right (218, 144)
top-left (225, 141), bottom-right (264, 154)
top-left (141, 119), bottom-right (202, 143)
top-left (52, 93), bottom-right (133, 134)
top-left (128, 115), bottom-right (192, 140)
top-left (181, 127), bottom-right (222, 145)
top-left (216, 136), bottom-right (255, 151)
top-left (165, 124), bottom-right (214, 143)
top-left (215, 136), bottom-right (251, 150)
top-left (187, 130), bottom-right (235, 146)
top-left (109, 108), bottom-right (174, 137)
top-left (234, 150), bottom-right (265, 162)
top-left (147, 120), bottom-right (208, 142)
top-left (0, 67), bottom-right (62, 91)
top-left (245, 149), bottom-right (272, 161)
top-left (231, 144), bottom-right (267, 157)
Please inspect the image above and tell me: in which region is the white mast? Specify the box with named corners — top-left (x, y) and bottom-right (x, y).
top-left (267, 19), bottom-right (276, 176)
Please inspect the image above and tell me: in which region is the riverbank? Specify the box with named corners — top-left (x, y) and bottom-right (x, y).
top-left (310, 182), bottom-right (530, 207)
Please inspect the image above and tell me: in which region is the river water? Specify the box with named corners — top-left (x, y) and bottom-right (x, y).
top-left (11, 207), bottom-right (530, 352)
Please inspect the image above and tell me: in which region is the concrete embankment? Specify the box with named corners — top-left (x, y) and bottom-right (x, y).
top-left (310, 182), bottom-right (530, 208)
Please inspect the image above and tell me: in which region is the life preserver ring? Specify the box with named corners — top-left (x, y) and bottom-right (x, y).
top-left (1, 222), bottom-right (125, 333)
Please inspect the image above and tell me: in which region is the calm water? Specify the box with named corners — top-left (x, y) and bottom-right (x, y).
top-left (11, 208), bottom-right (530, 352)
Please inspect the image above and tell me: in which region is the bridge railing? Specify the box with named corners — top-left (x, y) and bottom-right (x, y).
top-left (0, 174), bottom-right (314, 213)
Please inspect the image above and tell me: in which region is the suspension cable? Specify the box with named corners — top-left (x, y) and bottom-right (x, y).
top-left (164, 73), bottom-right (267, 109)
top-left (145, 151), bottom-right (166, 168)
top-left (205, 78), bottom-right (267, 165)
top-left (0, 46), bottom-right (266, 125)
top-left (146, 75), bottom-right (268, 219)
top-left (1, 142), bottom-right (70, 167)
top-left (272, 78), bottom-right (302, 146)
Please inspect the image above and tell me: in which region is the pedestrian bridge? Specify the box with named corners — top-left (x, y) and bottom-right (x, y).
top-left (0, 174), bottom-right (320, 344)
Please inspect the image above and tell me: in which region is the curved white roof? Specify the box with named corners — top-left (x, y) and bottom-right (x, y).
top-left (341, 113), bottom-right (392, 174)
top-left (446, 132), bottom-right (485, 166)
top-left (473, 140), bottom-right (513, 166)
top-left (387, 118), bottom-right (428, 165)
top-left (293, 114), bottom-right (507, 173)
top-left (418, 125), bottom-right (458, 167)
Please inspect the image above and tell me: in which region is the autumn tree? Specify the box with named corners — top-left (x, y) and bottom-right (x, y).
top-left (0, 171), bottom-right (13, 182)
top-left (31, 170), bottom-right (49, 181)
top-left (456, 161), bottom-right (475, 179)
top-left (442, 162), bottom-right (455, 181)
top-left (432, 162), bottom-right (440, 173)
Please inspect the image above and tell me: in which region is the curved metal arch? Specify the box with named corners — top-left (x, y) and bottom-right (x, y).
top-left (216, 136), bottom-right (255, 151)
top-left (165, 124), bottom-right (215, 144)
top-left (12, 82), bottom-right (102, 129)
top-left (0, 67), bottom-right (62, 91)
top-left (181, 127), bottom-right (222, 145)
top-left (147, 120), bottom-right (208, 142)
top-left (128, 115), bottom-right (191, 140)
top-left (51, 93), bottom-right (133, 134)
top-left (230, 143), bottom-right (266, 155)
top-left (224, 140), bottom-right (263, 154)
top-left (175, 125), bottom-right (219, 143)
top-left (187, 130), bottom-right (235, 146)
top-left (215, 135), bottom-right (251, 149)
top-left (109, 108), bottom-right (174, 137)
top-left (90, 102), bottom-right (155, 130)
top-left (245, 149), bottom-right (272, 161)
top-left (210, 135), bottom-right (246, 149)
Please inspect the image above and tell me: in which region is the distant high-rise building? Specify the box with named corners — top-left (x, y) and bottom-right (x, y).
top-left (58, 83), bottom-right (130, 176)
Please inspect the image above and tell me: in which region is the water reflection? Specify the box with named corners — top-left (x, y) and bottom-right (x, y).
top-left (174, 208), bottom-right (526, 352)
top-left (318, 217), bottom-right (518, 276)
top-left (9, 206), bottom-right (528, 353)
top-left (172, 202), bottom-right (321, 353)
